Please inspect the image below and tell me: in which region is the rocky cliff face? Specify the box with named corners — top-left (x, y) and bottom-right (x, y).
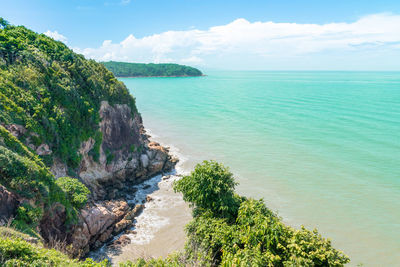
top-left (39, 101), bottom-right (176, 256)
top-left (49, 101), bottom-right (176, 201)
top-left (3, 100), bottom-right (176, 256)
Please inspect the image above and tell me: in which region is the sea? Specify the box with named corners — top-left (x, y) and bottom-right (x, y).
top-left (119, 71), bottom-right (400, 266)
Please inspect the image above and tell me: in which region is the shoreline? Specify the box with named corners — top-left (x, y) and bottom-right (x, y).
top-left (89, 132), bottom-right (192, 265)
top-left (117, 74), bottom-right (206, 78)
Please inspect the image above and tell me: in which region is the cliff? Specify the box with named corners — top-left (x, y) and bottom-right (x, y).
top-left (0, 19), bottom-right (176, 256)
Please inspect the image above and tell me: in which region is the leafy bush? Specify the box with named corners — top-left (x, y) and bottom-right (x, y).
top-left (0, 236), bottom-right (108, 266)
top-left (173, 161), bottom-right (350, 266)
top-left (174, 160), bottom-right (241, 220)
top-left (13, 203), bottom-right (43, 227)
top-left (55, 177), bottom-right (90, 210)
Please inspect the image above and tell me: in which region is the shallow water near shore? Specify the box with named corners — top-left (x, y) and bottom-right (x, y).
top-left (118, 71), bottom-right (400, 266)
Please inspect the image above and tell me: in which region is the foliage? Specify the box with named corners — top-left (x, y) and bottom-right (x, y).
top-left (0, 125), bottom-right (81, 233)
top-left (0, 18), bottom-right (138, 236)
top-left (0, 19), bottom-right (137, 168)
top-left (173, 161), bottom-right (350, 267)
top-left (14, 203), bottom-right (43, 227)
top-left (55, 177), bottom-right (90, 210)
top-left (0, 235), bottom-right (108, 266)
top-left (119, 253), bottom-right (187, 267)
top-left (174, 160), bottom-right (241, 220)
top-left (102, 61), bottom-right (203, 77)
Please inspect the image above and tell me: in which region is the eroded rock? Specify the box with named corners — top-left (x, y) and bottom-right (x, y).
top-left (36, 143), bottom-right (52, 155)
top-left (0, 186), bottom-right (19, 224)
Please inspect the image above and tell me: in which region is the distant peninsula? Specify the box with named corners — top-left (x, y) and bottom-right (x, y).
top-left (102, 61), bottom-right (203, 77)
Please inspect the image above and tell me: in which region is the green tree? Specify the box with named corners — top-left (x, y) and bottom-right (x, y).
top-left (0, 17), bottom-right (9, 29)
top-left (174, 160), bottom-right (241, 220)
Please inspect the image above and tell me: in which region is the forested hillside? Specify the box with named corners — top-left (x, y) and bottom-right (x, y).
top-left (102, 61), bottom-right (203, 77)
top-left (0, 18), bottom-right (136, 265)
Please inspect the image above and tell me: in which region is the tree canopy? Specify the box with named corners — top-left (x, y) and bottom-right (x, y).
top-left (173, 161), bottom-right (350, 266)
top-left (102, 61), bottom-right (203, 77)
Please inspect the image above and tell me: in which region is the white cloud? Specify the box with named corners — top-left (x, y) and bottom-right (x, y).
top-left (44, 30), bottom-right (68, 43)
top-left (74, 13), bottom-right (400, 70)
top-left (120, 0), bottom-right (131, 5)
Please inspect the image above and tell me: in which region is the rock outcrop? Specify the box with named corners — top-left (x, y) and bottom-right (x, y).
top-left (69, 200), bottom-right (131, 256)
top-left (4, 101), bottom-right (176, 256)
top-left (40, 200), bottom-right (135, 257)
top-left (42, 101), bottom-right (176, 256)
top-left (0, 185), bottom-right (19, 224)
top-left (54, 101), bottom-right (176, 200)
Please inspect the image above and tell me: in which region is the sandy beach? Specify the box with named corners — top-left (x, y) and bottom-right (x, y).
top-left (88, 135), bottom-right (192, 265)
top-left (109, 175), bottom-right (192, 264)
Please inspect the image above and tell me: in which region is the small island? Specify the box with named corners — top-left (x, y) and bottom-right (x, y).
top-left (102, 61), bottom-right (203, 77)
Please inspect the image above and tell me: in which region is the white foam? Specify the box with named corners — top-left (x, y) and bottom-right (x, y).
top-left (89, 129), bottom-right (192, 261)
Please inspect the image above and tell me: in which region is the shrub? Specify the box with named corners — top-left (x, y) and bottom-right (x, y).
top-left (176, 161), bottom-right (350, 266)
top-left (174, 160), bottom-right (241, 220)
top-left (55, 177), bottom-right (90, 210)
top-left (0, 236), bottom-right (108, 266)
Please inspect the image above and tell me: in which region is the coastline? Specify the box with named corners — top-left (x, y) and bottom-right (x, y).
top-left (89, 132), bottom-right (192, 265)
top-left (117, 74), bottom-right (206, 78)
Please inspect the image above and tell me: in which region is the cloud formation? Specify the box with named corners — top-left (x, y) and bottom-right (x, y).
top-left (44, 30), bottom-right (68, 43)
top-left (75, 13), bottom-right (400, 70)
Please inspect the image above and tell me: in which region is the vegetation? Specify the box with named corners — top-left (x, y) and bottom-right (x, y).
top-left (0, 18), bottom-right (133, 235)
top-left (0, 227), bottom-right (108, 266)
top-left (102, 61), bottom-right (203, 77)
top-left (130, 161), bottom-right (350, 266)
top-left (0, 18), bottom-right (349, 266)
top-left (55, 177), bottom-right (90, 210)
top-left (173, 160), bottom-right (241, 221)
top-left (0, 125), bottom-right (78, 235)
top-left (0, 19), bottom-right (137, 168)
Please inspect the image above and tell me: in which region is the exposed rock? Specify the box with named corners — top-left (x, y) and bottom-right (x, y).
top-left (140, 154), bottom-right (149, 168)
top-left (77, 101), bottom-right (176, 200)
top-left (146, 195), bottom-right (153, 202)
top-left (125, 204), bottom-right (144, 220)
top-left (111, 234), bottom-right (131, 249)
top-left (39, 203), bottom-right (68, 245)
top-left (0, 185), bottom-right (19, 224)
top-left (4, 124), bottom-right (26, 138)
top-left (36, 143), bottom-right (52, 155)
top-left (113, 219), bottom-right (133, 235)
top-left (66, 200), bottom-right (130, 257)
top-left (162, 175), bottom-right (171, 180)
top-left (51, 158), bottom-right (68, 178)
top-left (125, 230), bottom-right (137, 235)
top-left (37, 101), bottom-right (177, 255)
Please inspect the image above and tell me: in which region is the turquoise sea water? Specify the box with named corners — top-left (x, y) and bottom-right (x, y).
top-left (120, 71), bottom-right (400, 266)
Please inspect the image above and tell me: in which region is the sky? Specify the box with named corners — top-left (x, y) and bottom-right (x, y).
top-left (1, 0), bottom-right (400, 70)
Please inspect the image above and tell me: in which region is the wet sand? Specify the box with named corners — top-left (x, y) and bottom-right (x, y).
top-left (110, 176), bottom-right (192, 264)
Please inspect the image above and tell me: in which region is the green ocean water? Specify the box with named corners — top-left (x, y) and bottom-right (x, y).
top-left (120, 71), bottom-right (400, 266)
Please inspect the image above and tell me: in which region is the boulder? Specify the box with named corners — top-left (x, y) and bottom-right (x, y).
top-left (125, 204), bottom-right (144, 220)
top-left (113, 219), bottom-right (133, 235)
top-left (65, 200), bottom-right (130, 257)
top-left (111, 235), bottom-right (131, 249)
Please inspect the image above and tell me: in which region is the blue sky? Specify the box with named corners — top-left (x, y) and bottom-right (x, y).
top-left (2, 0), bottom-right (400, 70)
